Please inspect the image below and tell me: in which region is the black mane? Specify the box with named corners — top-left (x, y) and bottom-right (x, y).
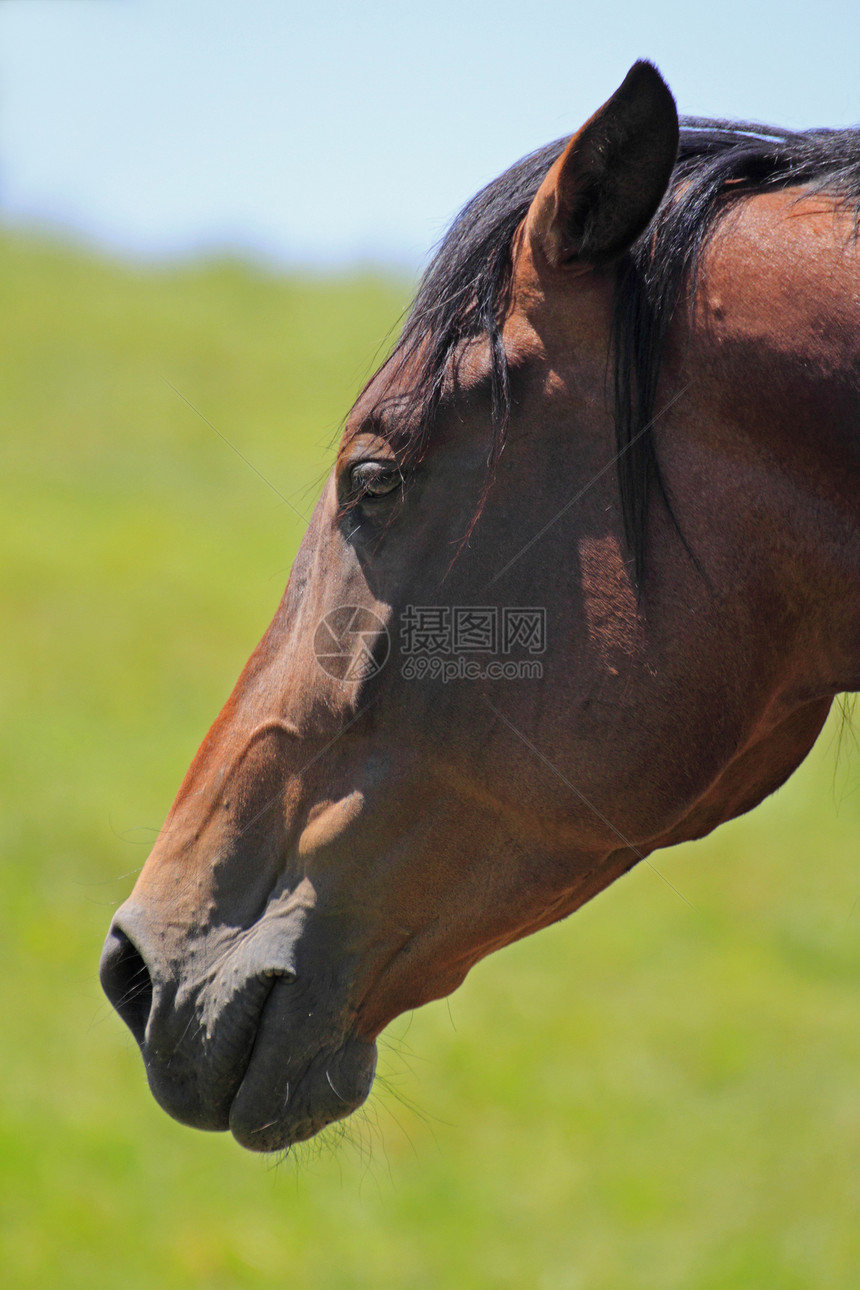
top-left (389, 116), bottom-right (860, 584)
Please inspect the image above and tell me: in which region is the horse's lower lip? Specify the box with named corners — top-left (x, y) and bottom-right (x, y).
top-left (226, 977), bottom-right (318, 1151)
top-left (225, 982), bottom-right (378, 1152)
top-left (227, 1046), bottom-right (378, 1153)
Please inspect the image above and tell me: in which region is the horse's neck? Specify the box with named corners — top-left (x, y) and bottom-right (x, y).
top-left (691, 191), bottom-right (860, 697)
top-left (735, 345), bottom-right (859, 697)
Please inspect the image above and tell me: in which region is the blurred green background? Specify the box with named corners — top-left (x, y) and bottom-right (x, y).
top-left (1, 228), bottom-right (859, 1290)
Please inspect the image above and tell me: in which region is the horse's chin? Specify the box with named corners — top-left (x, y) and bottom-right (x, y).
top-left (226, 978), bottom-right (377, 1152)
top-left (228, 1035), bottom-right (377, 1153)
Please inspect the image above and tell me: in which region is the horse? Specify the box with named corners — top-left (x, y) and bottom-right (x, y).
top-left (100, 62), bottom-right (860, 1152)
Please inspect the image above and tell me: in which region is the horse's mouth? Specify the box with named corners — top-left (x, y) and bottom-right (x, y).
top-left (137, 971), bottom-right (376, 1153)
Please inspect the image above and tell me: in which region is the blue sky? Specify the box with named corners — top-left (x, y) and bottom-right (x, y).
top-left (1, 0), bottom-right (858, 269)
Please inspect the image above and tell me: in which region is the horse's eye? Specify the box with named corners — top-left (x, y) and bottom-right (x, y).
top-left (349, 461), bottom-right (402, 498)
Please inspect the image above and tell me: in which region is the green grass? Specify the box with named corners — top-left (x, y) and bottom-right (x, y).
top-left (1, 228), bottom-right (859, 1289)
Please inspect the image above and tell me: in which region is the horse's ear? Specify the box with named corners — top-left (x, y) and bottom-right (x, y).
top-left (526, 61), bottom-right (678, 268)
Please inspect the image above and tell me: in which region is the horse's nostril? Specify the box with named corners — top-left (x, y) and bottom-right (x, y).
top-left (99, 927), bottom-right (154, 1046)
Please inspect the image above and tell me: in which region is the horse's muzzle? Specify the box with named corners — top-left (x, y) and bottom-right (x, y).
top-left (98, 904), bottom-right (376, 1150)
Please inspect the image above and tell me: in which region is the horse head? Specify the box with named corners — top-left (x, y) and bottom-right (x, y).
top-left (100, 62), bottom-right (858, 1150)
